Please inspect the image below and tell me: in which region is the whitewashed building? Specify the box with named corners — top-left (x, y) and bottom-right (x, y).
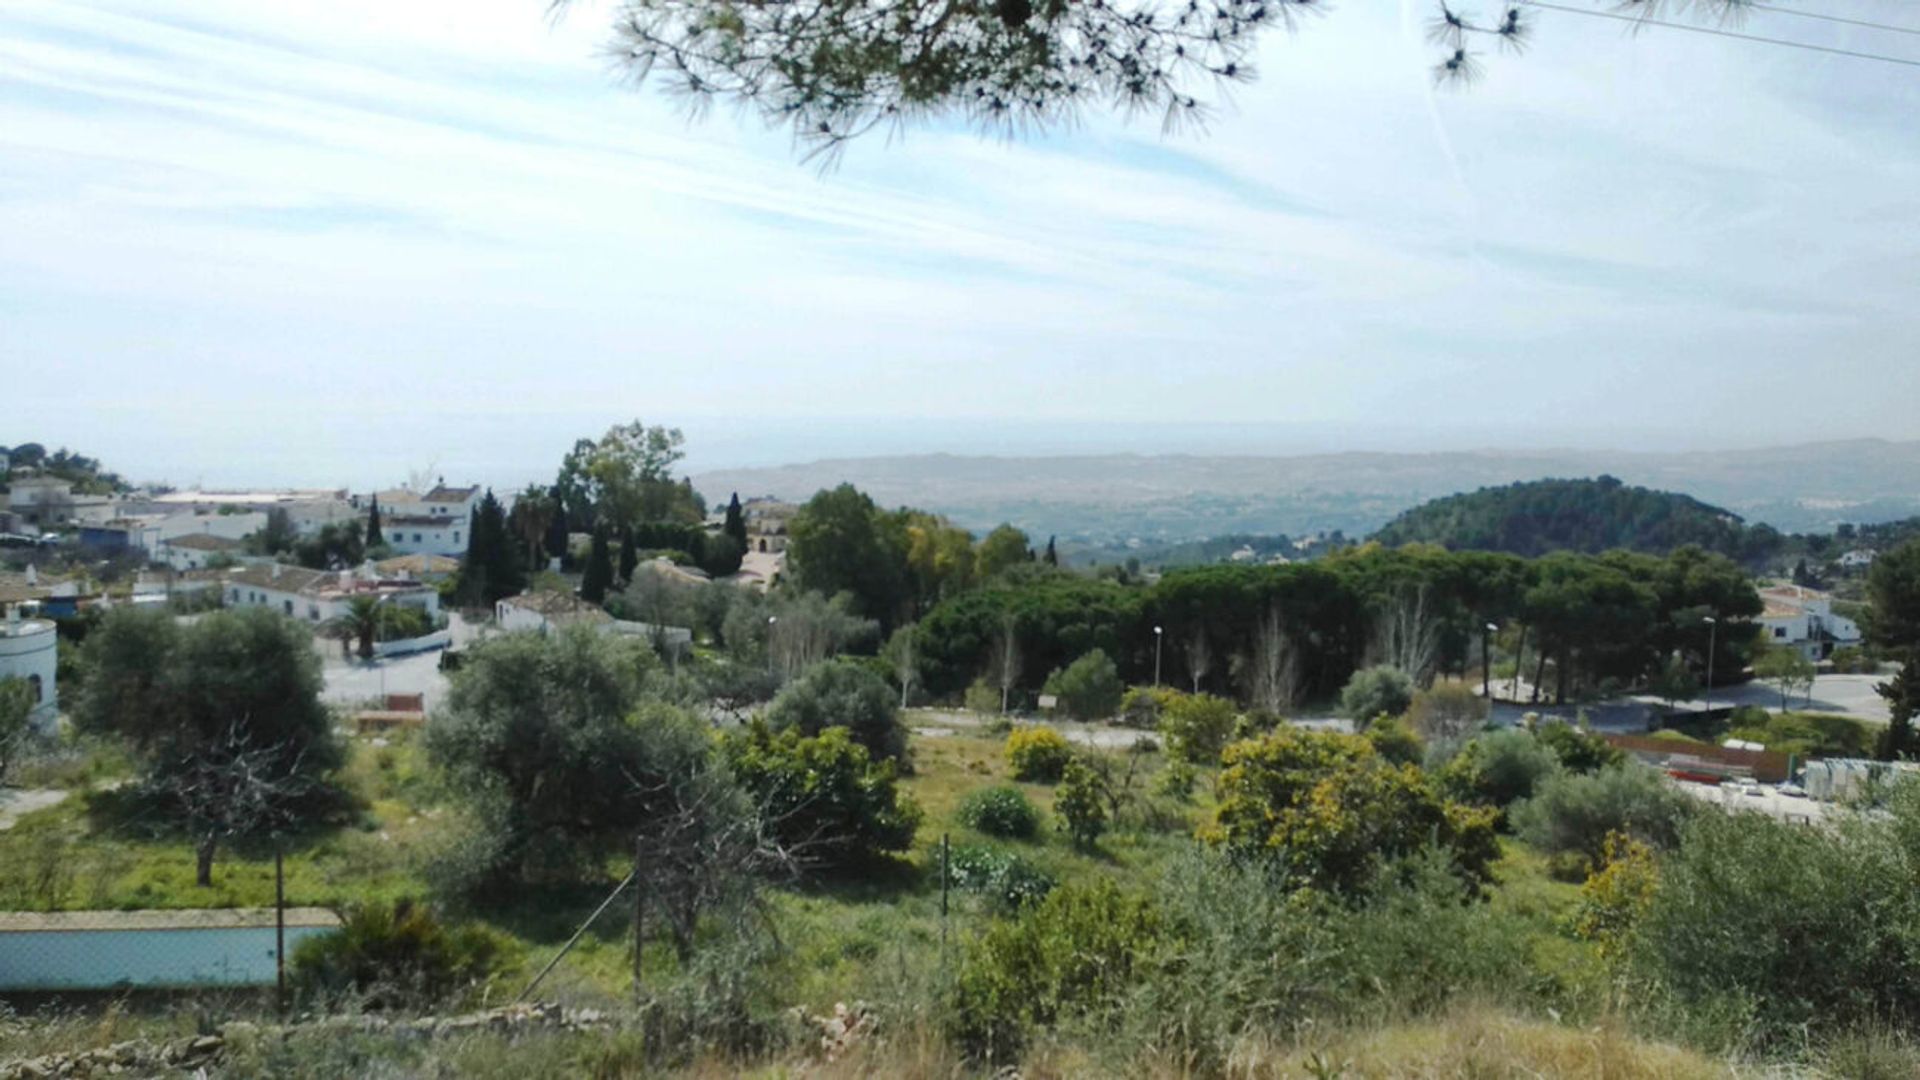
top-left (0, 603), bottom-right (58, 734)
top-left (1757, 583), bottom-right (1863, 661)
top-left (158, 533), bottom-right (248, 571)
top-left (223, 563), bottom-right (440, 626)
top-left (362, 483), bottom-right (479, 558)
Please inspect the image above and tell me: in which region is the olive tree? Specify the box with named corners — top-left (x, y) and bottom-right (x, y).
top-left (77, 607), bottom-right (344, 886)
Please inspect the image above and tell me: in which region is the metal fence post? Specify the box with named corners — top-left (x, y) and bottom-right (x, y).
top-left (274, 847), bottom-right (286, 1016)
top-left (939, 832), bottom-right (950, 966)
top-left (632, 835), bottom-right (645, 1001)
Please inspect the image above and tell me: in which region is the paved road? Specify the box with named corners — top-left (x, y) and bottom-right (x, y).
top-left (317, 612), bottom-right (482, 712)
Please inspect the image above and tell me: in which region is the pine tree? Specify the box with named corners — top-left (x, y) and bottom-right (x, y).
top-left (618, 529), bottom-right (639, 584)
top-left (723, 492), bottom-right (748, 550)
top-left (582, 527), bottom-right (614, 604)
top-left (365, 495), bottom-right (383, 548)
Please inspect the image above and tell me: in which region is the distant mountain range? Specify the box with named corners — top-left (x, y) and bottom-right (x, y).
top-left (691, 439), bottom-right (1920, 544)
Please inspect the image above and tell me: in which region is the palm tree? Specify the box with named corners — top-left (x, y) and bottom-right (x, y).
top-left (327, 596), bottom-right (382, 661)
top-left (507, 485), bottom-right (556, 571)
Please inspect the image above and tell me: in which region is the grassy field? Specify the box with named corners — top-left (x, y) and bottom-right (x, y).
top-left (0, 717), bottom-right (1851, 1076)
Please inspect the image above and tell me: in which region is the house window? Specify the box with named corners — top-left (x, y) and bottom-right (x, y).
top-left (453, 532), bottom-right (460, 544)
top-left (413, 533), bottom-right (422, 543)
top-left (27, 674), bottom-right (41, 703)
top-left (284, 600), bottom-right (294, 615)
top-left (1774, 627), bottom-right (1787, 638)
top-left (309, 605), bottom-right (320, 620)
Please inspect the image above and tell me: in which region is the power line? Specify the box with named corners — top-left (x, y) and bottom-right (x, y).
top-left (1747, 3), bottom-right (1920, 38)
top-left (1526, 1), bottom-right (1920, 68)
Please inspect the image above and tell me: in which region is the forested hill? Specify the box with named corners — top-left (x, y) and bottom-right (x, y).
top-left (1369, 476), bottom-right (1778, 560)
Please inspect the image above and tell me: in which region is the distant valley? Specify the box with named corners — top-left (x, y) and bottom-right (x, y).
top-left (693, 439), bottom-right (1920, 544)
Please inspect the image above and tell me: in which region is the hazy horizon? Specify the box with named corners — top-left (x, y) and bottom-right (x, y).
top-left (6, 1), bottom-right (1919, 472)
top-left (9, 414), bottom-right (1919, 495)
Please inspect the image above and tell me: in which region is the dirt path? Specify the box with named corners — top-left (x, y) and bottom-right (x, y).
top-left (907, 708), bottom-right (1156, 748)
top-left (0, 787), bottom-right (69, 831)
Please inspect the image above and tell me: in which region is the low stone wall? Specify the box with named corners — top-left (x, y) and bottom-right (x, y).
top-left (371, 628), bottom-right (451, 658)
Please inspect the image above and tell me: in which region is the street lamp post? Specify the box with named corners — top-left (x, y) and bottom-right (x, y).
top-left (1483, 622), bottom-right (1498, 702)
top-left (1703, 615), bottom-right (1718, 716)
top-left (766, 615), bottom-right (778, 680)
top-left (1153, 626), bottom-right (1163, 688)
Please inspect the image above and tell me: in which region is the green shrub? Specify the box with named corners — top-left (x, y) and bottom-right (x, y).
top-left (1726, 711), bottom-right (1873, 759)
top-left (1436, 729), bottom-right (1562, 809)
top-left (1829, 645), bottom-right (1879, 675)
top-left (1406, 682), bottom-right (1487, 740)
top-left (725, 724), bottom-right (921, 868)
top-left (1204, 727), bottom-right (1498, 895)
top-left (763, 658), bottom-right (908, 763)
top-left (291, 900), bottom-right (506, 1009)
top-left (1117, 685), bottom-right (1179, 730)
top-left (1364, 715), bottom-right (1424, 766)
top-left (1004, 725), bottom-right (1072, 782)
top-left (1055, 760), bottom-right (1107, 849)
top-left (1512, 765), bottom-right (1695, 864)
top-left (964, 678), bottom-right (1003, 715)
top-left (1339, 665), bottom-right (1415, 723)
top-left (1041, 649), bottom-right (1123, 721)
top-left (1150, 760), bottom-right (1197, 801)
top-left (958, 785), bottom-right (1041, 840)
top-left (1157, 692), bottom-right (1237, 764)
top-left (950, 879), bottom-right (1167, 1061)
top-left (1628, 783), bottom-right (1920, 1046)
top-left (945, 845), bottom-right (1056, 911)
top-left (1533, 721), bottom-right (1624, 773)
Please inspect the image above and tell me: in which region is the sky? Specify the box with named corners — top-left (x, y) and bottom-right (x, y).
top-left (2, 0), bottom-right (1918, 491)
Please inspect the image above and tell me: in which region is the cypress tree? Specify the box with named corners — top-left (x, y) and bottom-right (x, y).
top-left (366, 495), bottom-right (383, 548)
top-left (1044, 536), bottom-right (1058, 566)
top-left (479, 489), bottom-right (525, 603)
top-left (723, 492), bottom-right (748, 550)
top-left (618, 529), bottom-right (639, 584)
top-left (543, 487), bottom-right (570, 567)
top-left (582, 527), bottom-right (614, 603)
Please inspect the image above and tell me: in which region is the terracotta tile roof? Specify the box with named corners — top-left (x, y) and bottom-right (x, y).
top-left (375, 554), bottom-right (460, 575)
top-left (222, 563), bottom-right (331, 595)
top-left (502, 589), bottom-right (610, 625)
top-left (422, 485), bottom-right (480, 504)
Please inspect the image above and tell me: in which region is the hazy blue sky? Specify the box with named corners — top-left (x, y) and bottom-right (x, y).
top-left (3, 0), bottom-right (1917, 489)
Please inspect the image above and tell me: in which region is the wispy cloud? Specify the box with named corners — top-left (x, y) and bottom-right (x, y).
top-left (1, 0), bottom-right (1916, 484)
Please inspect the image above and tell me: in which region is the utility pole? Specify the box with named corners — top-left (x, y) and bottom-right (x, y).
top-left (274, 848), bottom-right (286, 1016)
top-left (1482, 622), bottom-right (1497, 703)
top-left (1703, 615), bottom-right (1718, 716)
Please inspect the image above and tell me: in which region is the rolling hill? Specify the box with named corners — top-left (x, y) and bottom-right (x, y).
top-left (1368, 476), bottom-right (1771, 558)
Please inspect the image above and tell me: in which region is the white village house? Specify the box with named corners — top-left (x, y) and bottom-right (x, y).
top-left (1756, 583), bottom-right (1863, 661)
top-left (360, 483), bottom-right (480, 558)
top-left (222, 563), bottom-right (440, 626)
top-left (6, 476), bottom-right (117, 529)
top-left (157, 533), bottom-right (249, 571)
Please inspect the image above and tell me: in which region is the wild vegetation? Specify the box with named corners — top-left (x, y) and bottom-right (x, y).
top-left (9, 446), bottom-right (1920, 1077)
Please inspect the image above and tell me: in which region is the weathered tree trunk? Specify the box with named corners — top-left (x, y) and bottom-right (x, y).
top-left (196, 836), bottom-right (217, 887)
top-left (1557, 645), bottom-right (1571, 704)
top-left (1531, 648), bottom-right (1548, 704)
